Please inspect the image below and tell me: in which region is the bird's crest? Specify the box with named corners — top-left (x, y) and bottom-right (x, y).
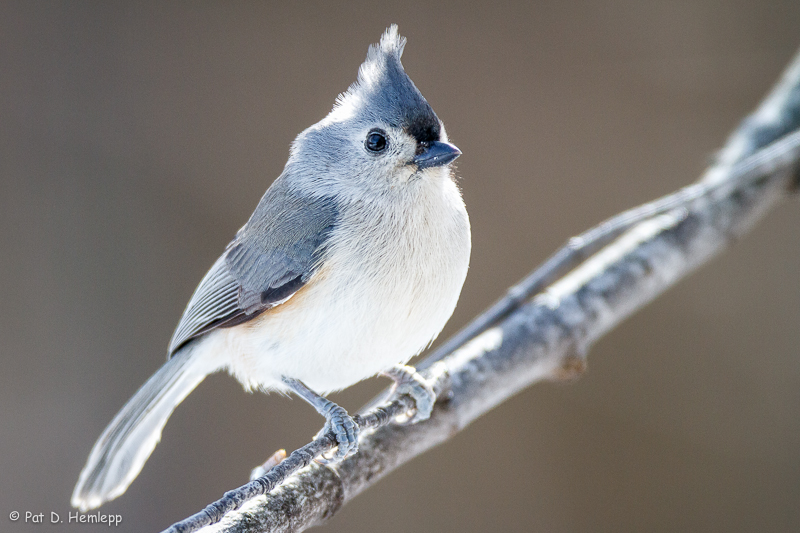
top-left (354, 24), bottom-right (407, 93)
top-left (329, 25), bottom-right (440, 143)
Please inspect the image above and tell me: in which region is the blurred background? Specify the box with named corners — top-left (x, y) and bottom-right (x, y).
top-left (2, 1), bottom-right (800, 532)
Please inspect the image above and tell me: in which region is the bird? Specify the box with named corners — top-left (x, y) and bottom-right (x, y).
top-left (71, 25), bottom-right (471, 511)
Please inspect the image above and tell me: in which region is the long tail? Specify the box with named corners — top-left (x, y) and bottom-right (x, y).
top-left (71, 345), bottom-right (213, 511)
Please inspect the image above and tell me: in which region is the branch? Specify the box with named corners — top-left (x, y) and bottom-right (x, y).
top-left (166, 48), bottom-right (800, 533)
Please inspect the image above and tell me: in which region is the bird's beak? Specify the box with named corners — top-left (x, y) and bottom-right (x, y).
top-left (412, 141), bottom-right (462, 169)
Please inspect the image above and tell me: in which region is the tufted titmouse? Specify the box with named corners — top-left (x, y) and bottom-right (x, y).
top-left (71, 25), bottom-right (470, 511)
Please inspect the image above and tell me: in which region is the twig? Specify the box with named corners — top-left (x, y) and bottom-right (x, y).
top-left (163, 48), bottom-right (800, 533)
top-left (163, 395), bottom-right (416, 533)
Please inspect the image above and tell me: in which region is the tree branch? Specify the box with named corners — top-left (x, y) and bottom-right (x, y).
top-left (165, 48), bottom-right (800, 533)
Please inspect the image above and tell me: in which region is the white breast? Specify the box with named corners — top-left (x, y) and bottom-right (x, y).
top-left (204, 172), bottom-right (470, 394)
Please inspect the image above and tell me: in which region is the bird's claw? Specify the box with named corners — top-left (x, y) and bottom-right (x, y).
top-left (384, 365), bottom-right (436, 424)
top-left (316, 403), bottom-right (359, 461)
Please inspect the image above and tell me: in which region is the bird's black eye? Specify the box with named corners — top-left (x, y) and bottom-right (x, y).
top-left (365, 129), bottom-right (387, 152)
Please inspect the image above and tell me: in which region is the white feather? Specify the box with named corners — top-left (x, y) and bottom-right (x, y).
top-left (210, 164), bottom-right (470, 393)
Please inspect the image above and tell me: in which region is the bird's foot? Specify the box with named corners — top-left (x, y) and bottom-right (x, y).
top-left (315, 400), bottom-right (359, 462)
top-left (281, 376), bottom-right (360, 463)
top-left (383, 364), bottom-right (436, 423)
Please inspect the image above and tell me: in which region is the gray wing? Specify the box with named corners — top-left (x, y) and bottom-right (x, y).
top-left (167, 255), bottom-right (240, 355)
top-left (167, 176), bottom-right (338, 356)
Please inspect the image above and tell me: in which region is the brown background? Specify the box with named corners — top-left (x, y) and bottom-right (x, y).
top-left (2, 2), bottom-right (800, 532)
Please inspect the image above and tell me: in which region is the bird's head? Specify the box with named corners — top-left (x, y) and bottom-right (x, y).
top-left (288, 25), bottom-right (461, 197)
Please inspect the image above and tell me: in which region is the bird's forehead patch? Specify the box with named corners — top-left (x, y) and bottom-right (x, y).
top-left (404, 114), bottom-right (440, 144)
